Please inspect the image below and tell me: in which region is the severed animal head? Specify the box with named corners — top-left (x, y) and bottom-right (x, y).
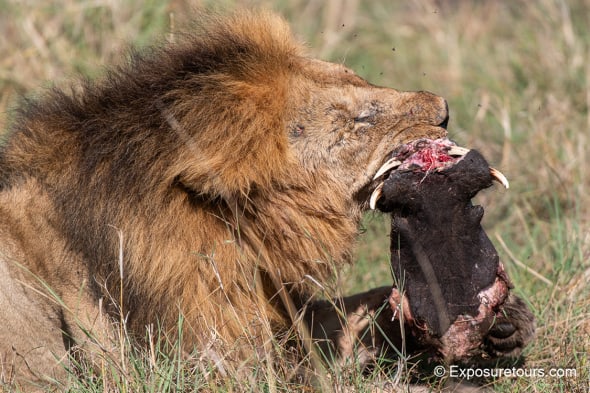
top-left (371, 138), bottom-right (512, 361)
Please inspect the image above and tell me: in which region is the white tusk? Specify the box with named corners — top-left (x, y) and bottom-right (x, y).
top-left (373, 158), bottom-right (402, 180)
top-left (369, 182), bottom-right (384, 210)
top-left (490, 167), bottom-right (509, 189)
top-left (447, 146), bottom-right (471, 156)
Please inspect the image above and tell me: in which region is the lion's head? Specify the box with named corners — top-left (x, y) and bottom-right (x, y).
top-left (284, 58), bottom-right (449, 205)
top-left (164, 12), bottom-right (449, 214)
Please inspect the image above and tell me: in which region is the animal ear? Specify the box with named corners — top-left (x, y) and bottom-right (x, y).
top-left (171, 80), bottom-right (293, 200)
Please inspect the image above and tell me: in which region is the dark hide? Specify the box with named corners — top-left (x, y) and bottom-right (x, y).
top-left (377, 150), bottom-right (500, 337)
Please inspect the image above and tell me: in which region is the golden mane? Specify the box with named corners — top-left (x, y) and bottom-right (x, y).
top-left (2, 10), bottom-right (355, 349)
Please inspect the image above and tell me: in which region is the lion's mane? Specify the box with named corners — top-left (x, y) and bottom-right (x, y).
top-left (0, 11), bottom-right (358, 350)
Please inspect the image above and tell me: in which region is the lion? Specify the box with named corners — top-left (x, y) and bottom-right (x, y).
top-left (0, 11), bottom-right (534, 390)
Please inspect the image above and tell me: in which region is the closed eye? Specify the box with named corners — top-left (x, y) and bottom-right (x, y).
top-left (354, 115), bottom-right (373, 123)
top-left (354, 109), bottom-right (376, 124)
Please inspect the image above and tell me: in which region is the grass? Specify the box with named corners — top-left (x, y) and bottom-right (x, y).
top-left (1, 0), bottom-right (589, 391)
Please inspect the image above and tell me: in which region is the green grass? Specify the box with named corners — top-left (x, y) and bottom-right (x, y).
top-left (1, 0), bottom-right (589, 391)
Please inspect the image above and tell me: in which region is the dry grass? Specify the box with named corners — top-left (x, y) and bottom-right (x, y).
top-left (1, 0), bottom-right (588, 391)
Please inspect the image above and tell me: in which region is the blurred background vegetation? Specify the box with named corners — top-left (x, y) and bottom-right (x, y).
top-left (0, 0), bottom-right (588, 391)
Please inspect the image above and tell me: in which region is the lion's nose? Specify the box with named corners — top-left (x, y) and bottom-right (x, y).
top-left (439, 99), bottom-right (449, 129)
top-left (401, 91), bottom-right (449, 128)
top-left (421, 91), bottom-right (449, 128)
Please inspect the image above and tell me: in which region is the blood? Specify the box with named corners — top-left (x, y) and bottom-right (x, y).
top-left (394, 138), bottom-right (460, 172)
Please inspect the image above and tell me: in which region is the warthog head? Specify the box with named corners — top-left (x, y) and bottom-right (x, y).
top-left (371, 138), bottom-right (512, 361)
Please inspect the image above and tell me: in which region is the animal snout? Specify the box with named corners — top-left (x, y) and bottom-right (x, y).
top-left (403, 91), bottom-right (449, 128)
top-left (438, 99), bottom-right (449, 129)
top-left (420, 91), bottom-right (449, 128)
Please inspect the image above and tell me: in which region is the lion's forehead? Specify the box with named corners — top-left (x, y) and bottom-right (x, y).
top-left (298, 58), bottom-right (369, 88)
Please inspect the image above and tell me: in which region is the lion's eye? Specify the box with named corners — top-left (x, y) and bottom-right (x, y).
top-left (354, 113), bottom-right (375, 125)
top-left (354, 116), bottom-right (372, 123)
top-left (354, 109), bottom-right (375, 125)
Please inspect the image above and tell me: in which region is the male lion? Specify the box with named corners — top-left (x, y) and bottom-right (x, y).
top-left (0, 11), bottom-right (533, 390)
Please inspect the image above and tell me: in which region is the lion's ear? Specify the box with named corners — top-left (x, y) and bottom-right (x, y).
top-left (170, 80), bottom-right (293, 200)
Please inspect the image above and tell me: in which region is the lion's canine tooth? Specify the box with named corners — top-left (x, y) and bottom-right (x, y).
top-left (369, 182), bottom-right (384, 210)
top-left (373, 158), bottom-right (402, 180)
top-left (490, 167), bottom-right (509, 189)
top-left (447, 146), bottom-right (470, 156)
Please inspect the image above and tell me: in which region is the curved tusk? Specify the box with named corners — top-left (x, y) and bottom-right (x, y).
top-left (373, 158), bottom-right (402, 180)
top-left (490, 167), bottom-right (509, 189)
top-left (447, 145), bottom-right (471, 156)
top-left (369, 182), bottom-right (384, 210)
